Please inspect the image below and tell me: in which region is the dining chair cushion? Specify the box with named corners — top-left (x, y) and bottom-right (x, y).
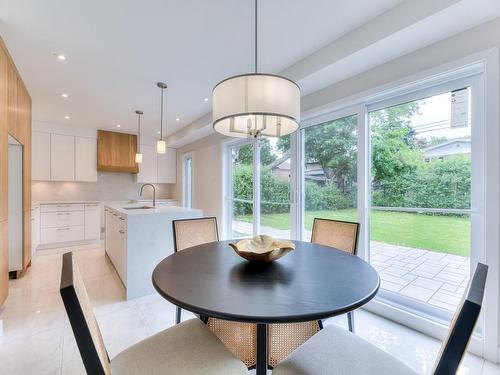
top-left (110, 318), bottom-right (248, 375)
top-left (273, 324), bottom-right (418, 375)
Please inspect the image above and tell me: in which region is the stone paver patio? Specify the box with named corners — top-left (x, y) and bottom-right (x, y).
top-left (371, 242), bottom-right (469, 312)
top-left (233, 221), bottom-right (470, 312)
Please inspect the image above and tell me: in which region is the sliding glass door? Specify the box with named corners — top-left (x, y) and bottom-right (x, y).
top-left (368, 80), bottom-right (481, 320)
top-left (227, 138), bottom-right (293, 239)
top-left (301, 114), bottom-right (358, 240)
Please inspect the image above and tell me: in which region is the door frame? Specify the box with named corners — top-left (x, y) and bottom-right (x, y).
top-left (181, 153), bottom-right (193, 209)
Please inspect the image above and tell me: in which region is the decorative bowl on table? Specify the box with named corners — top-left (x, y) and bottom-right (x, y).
top-left (229, 235), bottom-right (295, 262)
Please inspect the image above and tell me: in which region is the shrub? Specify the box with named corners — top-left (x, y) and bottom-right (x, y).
top-left (304, 181), bottom-right (353, 210)
top-left (322, 182), bottom-right (350, 210)
top-left (405, 156), bottom-right (471, 209)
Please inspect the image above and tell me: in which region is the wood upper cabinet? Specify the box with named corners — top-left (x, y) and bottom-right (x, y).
top-left (97, 130), bottom-right (138, 173)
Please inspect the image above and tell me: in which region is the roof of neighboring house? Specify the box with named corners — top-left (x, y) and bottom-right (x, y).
top-left (268, 151), bottom-right (291, 170)
top-left (423, 138), bottom-right (471, 152)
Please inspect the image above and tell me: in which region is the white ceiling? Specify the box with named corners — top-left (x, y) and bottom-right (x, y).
top-left (0, 0), bottom-right (403, 137)
top-left (1, 0), bottom-right (499, 146)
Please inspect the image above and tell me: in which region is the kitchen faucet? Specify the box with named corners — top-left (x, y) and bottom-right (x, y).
top-left (140, 184), bottom-right (156, 207)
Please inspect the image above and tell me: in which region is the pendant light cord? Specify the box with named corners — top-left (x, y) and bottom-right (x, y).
top-left (160, 88), bottom-right (164, 139)
top-left (138, 113), bottom-right (141, 151)
top-left (254, 0), bottom-right (258, 73)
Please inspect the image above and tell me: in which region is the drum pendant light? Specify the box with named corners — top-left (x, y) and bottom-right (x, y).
top-left (135, 110), bottom-right (143, 163)
top-left (212, 0), bottom-right (300, 138)
top-left (156, 82), bottom-right (167, 154)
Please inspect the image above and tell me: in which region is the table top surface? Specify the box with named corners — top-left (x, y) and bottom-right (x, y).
top-left (152, 240), bottom-right (380, 324)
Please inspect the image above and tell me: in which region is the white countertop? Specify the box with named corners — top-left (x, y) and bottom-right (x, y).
top-left (33, 199), bottom-right (177, 205)
top-left (105, 203), bottom-right (199, 216)
top-left (33, 200), bottom-right (101, 205)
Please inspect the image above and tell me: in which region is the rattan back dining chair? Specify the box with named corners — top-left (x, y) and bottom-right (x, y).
top-left (267, 218), bottom-right (360, 368)
top-left (312, 218), bottom-right (360, 332)
top-left (172, 217), bottom-right (219, 324)
top-left (172, 217), bottom-right (258, 368)
top-left (60, 252), bottom-right (248, 375)
top-left (311, 218), bottom-right (360, 254)
top-left (273, 263), bottom-right (488, 375)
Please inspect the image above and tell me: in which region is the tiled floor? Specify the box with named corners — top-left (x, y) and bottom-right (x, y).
top-left (234, 221), bottom-right (469, 312)
top-left (0, 243), bottom-right (498, 375)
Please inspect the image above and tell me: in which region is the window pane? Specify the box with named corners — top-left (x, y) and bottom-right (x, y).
top-left (369, 88), bottom-right (472, 316)
top-left (231, 144), bottom-right (253, 238)
top-left (370, 89), bottom-right (471, 209)
top-left (259, 136), bottom-right (291, 239)
top-left (302, 115), bottom-right (358, 240)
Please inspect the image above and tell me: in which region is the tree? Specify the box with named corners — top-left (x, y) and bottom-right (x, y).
top-left (234, 139), bottom-right (277, 165)
top-left (303, 116), bottom-right (357, 194)
top-left (370, 103), bottom-right (422, 207)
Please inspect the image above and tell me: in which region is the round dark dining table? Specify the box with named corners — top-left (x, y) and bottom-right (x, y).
top-left (152, 240), bottom-right (380, 375)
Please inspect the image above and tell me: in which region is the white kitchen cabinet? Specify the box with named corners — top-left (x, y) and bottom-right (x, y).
top-left (32, 130), bottom-right (97, 182)
top-left (157, 148), bottom-right (176, 183)
top-left (31, 206), bottom-right (40, 256)
top-left (75, 137), bottom-right (98, 181)
top-left (84, 203), bottom-right (101, 240)
top-left (136, 144), bottom-right (157, 183)
top-left (41, 211), bottom-right (84, 228)
top-left (116, 225), bottom-right (127, 285)
top-left (136, 145), bottom-right (176, 183)
top-left (41, 203), bottom-right (84, 212)
top-left (32, 132), bottom-right (51, 180)
top-left (41, 226), bottom-right (84, 244)
top-left (38, 203), bottom-right (100, 249)
top-left (51, 134), bottom-right (75, 181)
top-left (105, 208), bottom-right (127, 286)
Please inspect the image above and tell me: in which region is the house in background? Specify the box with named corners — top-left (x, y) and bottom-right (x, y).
top-left (423, 138), bottom-right (471, 161)
top-left (270, 151), bottom-right (326, 183)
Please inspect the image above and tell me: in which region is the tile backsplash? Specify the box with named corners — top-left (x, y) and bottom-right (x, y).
top-left (32, 172), bottom-right (173, 202)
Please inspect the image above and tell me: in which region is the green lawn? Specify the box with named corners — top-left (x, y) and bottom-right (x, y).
top-left (237, 209), bottom-right (470, 256)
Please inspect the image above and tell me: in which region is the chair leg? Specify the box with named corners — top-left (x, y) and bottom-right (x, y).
top-left (347, 311), bottom-right (354, 333)
top-left (176, 306), bottom-right (182, 324)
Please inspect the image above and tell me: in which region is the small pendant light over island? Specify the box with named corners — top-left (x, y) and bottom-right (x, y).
top-left (135, 110), bottom-right (143, 163)
top-left (156, 82), bottom-right (167, 154)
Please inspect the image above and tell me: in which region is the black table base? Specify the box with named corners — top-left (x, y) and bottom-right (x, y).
top-left (256, 323), bottom-right (268, 374)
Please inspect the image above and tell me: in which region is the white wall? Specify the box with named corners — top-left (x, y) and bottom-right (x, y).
top-left (32, 172), bottom-right (172, 202)
top-left (173, 134), bottom-right (227, 230)
top-left (172, 17), bottom-right (500, 360)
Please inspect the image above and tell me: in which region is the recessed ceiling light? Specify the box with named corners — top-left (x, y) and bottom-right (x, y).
top-left (116, 124), bottom-right (121, 128)
top-left (60, 93), bottom-right (68, 98)
top-left (175, 117), bottom-right (180, 122)
top-left (55, 53), bottom-right (67, 61)
top-left (203, 97), bottom-right (209, 102)
top-left (157, 131), bottom-right (161, 134)
top-left (64, 115), bottom-right (70, 119)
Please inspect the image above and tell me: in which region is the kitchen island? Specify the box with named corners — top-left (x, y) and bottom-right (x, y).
top-left (104, 203), bottom-right (203, 299)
